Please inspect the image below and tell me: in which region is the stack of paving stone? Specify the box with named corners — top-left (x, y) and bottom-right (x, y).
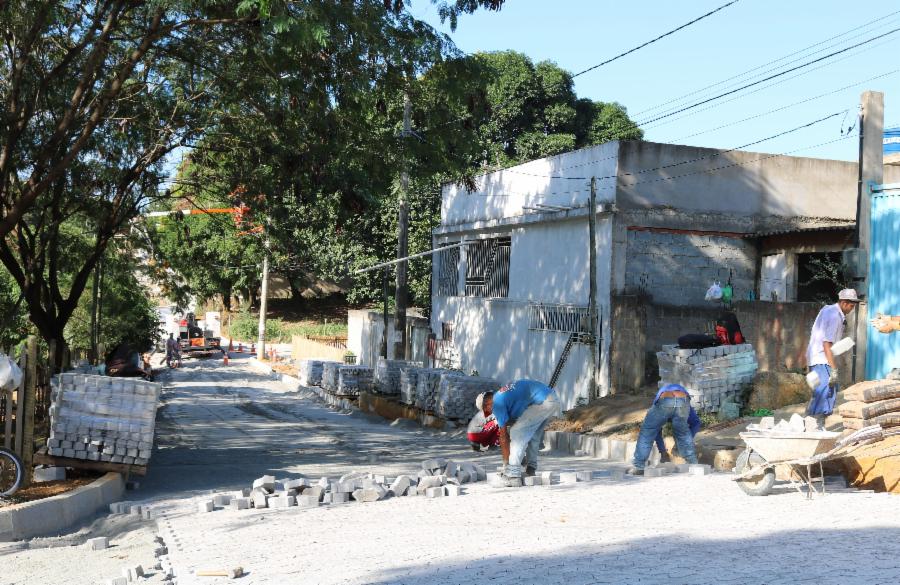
top-left (335, 365), bottom-right (374, 396)
top-left (209, 460), bottom-right (488, 512)
top-left (656, 343), bottom-right (758, 413)
top-left (436, 373), bottom-right (498, 421)
top-left (399, 367), bottom-right (421, 405)
top-left (415, 368), bottom-right (445, 411)
top-left (46, 373), bottom-right (160, 466)
top-left (838, 379), bottom-right (900, 430)
top-left (374, 359), bottom-right (421, 395)
top-left (321, 362), bottom-right (341, 393)
top-left (298, 359), bottom-right (330, 387)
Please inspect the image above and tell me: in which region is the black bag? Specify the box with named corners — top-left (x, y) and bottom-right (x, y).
top-left (677, 333), bottom-right (720, 349)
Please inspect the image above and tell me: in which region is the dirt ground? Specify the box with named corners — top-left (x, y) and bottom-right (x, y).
top-left (0, 469), bottom-right (101, 506)
top-left (547, 387), bottom-right (658, 439)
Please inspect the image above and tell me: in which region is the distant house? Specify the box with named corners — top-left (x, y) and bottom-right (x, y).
top-left (430, 140), bottom-right (900, 410)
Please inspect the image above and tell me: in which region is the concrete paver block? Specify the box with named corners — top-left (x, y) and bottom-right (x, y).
top-left (444, 461), bottom-right (459, 477)
top-left (445, 484), bottom-right (461, 497)
top-left (421, 458), bottom-right (446, 472)
top-left (251, 490), bottom-right (268, 509)
top-left (472, 464), bottom-right (487, 482)
top-left (269, 495), bottom-right (296, 508)
top-left (122, 564), bottom-right (144, 581)
top-left (689, 464), bottom-right (712, 476)
top-left (230, 498), bottom-right (250, 510)
top-left (624, 441), bottom-right (637, 463)
top-left (416, 476), bottom-right (444, 493)
top-left (213, 494), bottom-right (233, 507)
top-left (559, 472), bottom-right (578, 484)
top-left (523, 476), bottom-right (543, 486)
top-left (575, 471), bottom-right (592, 482)
top-left (88, 537), bottom-right (109, 550)
top-left (389, 475), bottom-right (413, 496)
top-left (610, 470), bottom-right (627, 480)
top-left (644, 467), bottom-right (666, 478)
top-left (106, 578), bottom-right (127, 585)
top-left (674, 464), bottom-right (691, 473)
top-left (540, 471), bottom-right (556, 484)
top-left (331, 492), bottom-right (350, 504)
top-left (609, 440), bottom-right (627, 461)
top-left (352, 485), bottom-right (386, 503)
top-left (252, 475), bottom-right (276, 492)
top-left (34, 466), bottom-right (66, 482)
top-left (297, 494), bottom-right (321, 508)
top-left (198, 500), bottom-right (215, 513)
top-left (302, 486), bottom-right (324, 501)
top-left (425, 486), bottom-right (444, 498)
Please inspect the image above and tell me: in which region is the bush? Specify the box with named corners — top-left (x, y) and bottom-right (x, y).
top-left (224, 312), bottom-right (345, 343)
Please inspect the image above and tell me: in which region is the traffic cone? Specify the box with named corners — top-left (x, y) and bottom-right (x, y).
top-left (250, 343), bottom-right (255, 355)
top-left (228, 339), bottom-right (233, 352)
top-left (238, 343), bottom-right (243, 353)
top-left (223, 352), bottom-right (229, 365)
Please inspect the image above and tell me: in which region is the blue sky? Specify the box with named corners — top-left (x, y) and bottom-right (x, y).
top-left (414, 0), bottom-right (900, 161)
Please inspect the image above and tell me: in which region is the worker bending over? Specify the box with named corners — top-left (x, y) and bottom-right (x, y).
top-left (806, 289), bottom-right (860, 430)
top-left (655, 402), bottom-right (701, 463)
top-left (628, 383), bottom-right (698, 476)
top-left (491, 379), bottom-right (561, 487)
top-left (467, 392), bottom-right (500, 451)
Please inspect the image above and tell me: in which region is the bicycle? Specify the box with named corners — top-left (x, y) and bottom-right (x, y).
top-left (0, 447), bottom-right (24, 497)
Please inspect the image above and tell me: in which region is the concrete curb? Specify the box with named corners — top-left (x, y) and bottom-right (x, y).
top-left (0, 472), bottom-right (124, 542)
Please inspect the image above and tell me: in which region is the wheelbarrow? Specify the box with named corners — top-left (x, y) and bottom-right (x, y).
top-left (732, 424), bottom-right (885, 497)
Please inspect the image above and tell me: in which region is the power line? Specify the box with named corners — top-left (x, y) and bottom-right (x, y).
top-left (571, 1), bottom-right (742, 78)
top-left (663, 67), bottom-right (900, 143)
top-left (641, 32), bottom-right (900, 130)
top-left (633, 8), bottom-right (900, 117)
top-left (637, 26), bottom-right (900, 126)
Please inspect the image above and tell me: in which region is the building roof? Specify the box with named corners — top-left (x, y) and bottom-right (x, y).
top-left (746, 223), bottom-right (855, 238)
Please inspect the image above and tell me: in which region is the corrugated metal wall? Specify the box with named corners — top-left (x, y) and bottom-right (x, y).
top-left (866, 190), bottom-right (900, 379)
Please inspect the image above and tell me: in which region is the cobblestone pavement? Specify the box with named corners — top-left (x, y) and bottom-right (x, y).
top-left (5, 356), bottom-right (900, 585)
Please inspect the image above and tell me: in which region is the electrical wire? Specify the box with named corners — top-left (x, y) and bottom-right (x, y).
top-left (633, 8), bottom-right (900, 117)
top-left (662, 67), bottom-right (900, 143)
top-left (636, 26), bottom-right (900, 126)
top-left (571, 0), bottom-right (743, 78)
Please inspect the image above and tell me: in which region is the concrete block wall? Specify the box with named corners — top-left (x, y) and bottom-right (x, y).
top-left (609, 295), bottom-right (647, 393)
top-left (624, 229), bottom-right (756, 307)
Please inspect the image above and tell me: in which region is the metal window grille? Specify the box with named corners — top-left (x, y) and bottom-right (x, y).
top-left (441, 322), bottom-right (453, 342)
top-left (436, 244), bottom-right (460, 297)
top-left (465, 236), bottom-right (511, 298)
top-left (528, 303), bottom-right (592, 334)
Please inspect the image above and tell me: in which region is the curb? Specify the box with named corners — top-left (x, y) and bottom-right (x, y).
top-left (0, 472), bottom-right (125, 542)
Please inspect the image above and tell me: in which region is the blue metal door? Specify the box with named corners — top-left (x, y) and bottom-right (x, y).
top-left (866, 188), bottom-right (900, 379)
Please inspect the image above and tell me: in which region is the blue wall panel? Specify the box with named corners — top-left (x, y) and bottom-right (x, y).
top-left (866, 191), bottom-right (900, 379)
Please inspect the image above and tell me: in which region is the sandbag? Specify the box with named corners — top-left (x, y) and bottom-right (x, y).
top-left (843, 379), bottom-right (900, 403)
top-left (839, 398), bottom-right (900, 420)
top-left (842, 412), bottom-right (900, 430)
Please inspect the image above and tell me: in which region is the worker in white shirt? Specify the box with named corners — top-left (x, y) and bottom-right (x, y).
top-left (805, 289), bottom-right (861, 430)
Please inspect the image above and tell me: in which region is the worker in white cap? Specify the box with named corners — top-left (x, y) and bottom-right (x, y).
top-left (466, 392), bottom-right (499, 451)
top-left (805, 288), bottom-right (861, 429)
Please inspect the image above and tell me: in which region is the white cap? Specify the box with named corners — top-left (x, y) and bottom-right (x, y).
top-left (475, 392), bottom-right (485, 411)
top-left (838, 288), bottom-right (861, 302)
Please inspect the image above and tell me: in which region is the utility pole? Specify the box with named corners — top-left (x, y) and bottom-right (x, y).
top-left (394, 92), bottom-right (412, 360)
top-left (851, 91), bottom-right (884, 381)
top-left (257, 240), bottom-right (270, 361)
top-left (588, 177), bottom-right (599, 398)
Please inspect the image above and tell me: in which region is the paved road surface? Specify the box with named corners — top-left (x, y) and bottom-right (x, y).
top-left (4, 356), bottom-right (900, 585)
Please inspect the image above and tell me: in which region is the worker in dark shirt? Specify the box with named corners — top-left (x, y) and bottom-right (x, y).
top-left (628, 383), bottom-right (699, 475)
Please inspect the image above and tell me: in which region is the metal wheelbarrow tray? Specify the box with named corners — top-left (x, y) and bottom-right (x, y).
top-left (731, 425), bottom-right (885, 497)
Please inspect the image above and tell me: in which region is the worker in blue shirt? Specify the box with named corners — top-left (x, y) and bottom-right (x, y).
top-left (654, 403), bottom-right (701, 463)
top-left (628, 383), bottom-right (699, 475)
top-left (490, 379), bottom-right (561, 487)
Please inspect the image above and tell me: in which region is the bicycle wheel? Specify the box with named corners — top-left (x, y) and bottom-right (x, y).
top-left (0, 447), bottom-right (24, 497)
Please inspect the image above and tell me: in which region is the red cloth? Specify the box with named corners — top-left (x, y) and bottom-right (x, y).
top-left (467, 419), bottom-right (500, 447)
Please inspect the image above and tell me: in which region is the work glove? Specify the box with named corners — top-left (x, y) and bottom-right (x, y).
top-left (828, 367), bottom-right (839, 384)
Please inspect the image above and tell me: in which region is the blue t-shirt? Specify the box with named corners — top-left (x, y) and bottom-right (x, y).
top-left (492, 379), bottom-right (552, 427)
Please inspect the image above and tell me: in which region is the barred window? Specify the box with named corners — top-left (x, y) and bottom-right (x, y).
top-left (436, 243), bottom-right (460, 297)
top-left (528, 304), bottom-right (592, 334)
top-left (465, 236), bottom-right (511, 298)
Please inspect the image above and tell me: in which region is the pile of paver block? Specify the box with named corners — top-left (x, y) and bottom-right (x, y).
top-left (46, 373), bottom-right (160, 466)
top-left (436, 373), bottom-right (498, 421)
top-left (298, 359), bottom-right (332, 386)
top-left (321, 362), bottom-right (341, 393)
top-left (374, 359), bottom-right (422, 395)
top-left (656, 343), bottom-right (757, 412)
top-left (399, 367), bottom-right (420, 405)
top-left (415, 368), bottom-right (446, 411)
top-left (335, 365), bottom-right (374, 396)
top-left (201, 459), bottom-right (488, 513)
top-left (839, 379), bottom-right (900, 430)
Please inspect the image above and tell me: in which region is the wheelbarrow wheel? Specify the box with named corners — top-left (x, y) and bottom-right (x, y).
top-left (734, 448), bottom-right (775, 496)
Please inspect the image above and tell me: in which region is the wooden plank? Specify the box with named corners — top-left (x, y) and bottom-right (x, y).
top-left (2, 389), bottom-right (11, 449)
top-left (14, 345), bottom-right (25, 459)
top-left (20, 336), bottom-right (37, 487)
top-left (33, 450), bottom-right (148, 476)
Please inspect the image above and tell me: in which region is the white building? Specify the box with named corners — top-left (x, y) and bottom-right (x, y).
top-left (430, 140), bottom-right (892, 410)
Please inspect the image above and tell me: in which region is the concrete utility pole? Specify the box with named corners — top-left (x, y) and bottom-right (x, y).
top-left (394, 92), bottom-right (412, 359)
top-left (852, 90), bottom-right (884, 381)
top-left (588, 177), bottom-right (599, 398)
top-left (257, 240), bottom-right (270, 361)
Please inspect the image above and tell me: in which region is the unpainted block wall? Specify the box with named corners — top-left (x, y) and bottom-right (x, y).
top-left (624, 229), bottom-right (756, 307)
top-left (609, 296), bottom-right (647, 393)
